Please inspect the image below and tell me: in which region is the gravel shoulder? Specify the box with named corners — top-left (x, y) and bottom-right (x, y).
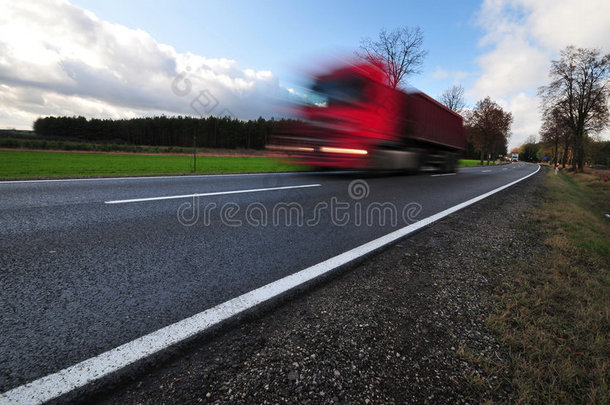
top-left (85, 169), bottom-right (545, 404)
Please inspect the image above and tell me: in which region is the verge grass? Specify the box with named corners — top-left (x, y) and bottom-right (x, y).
top-left (458, 159), bottom-right (505, 167)
top-left (0, 151), bottom-right (504, 179)
top-left (0, 151), bottom-right (307, 179)
top-left (488, 168), bottom-right (609, 404)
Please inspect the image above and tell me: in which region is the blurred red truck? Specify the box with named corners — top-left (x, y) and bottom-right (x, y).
top-left (269, 61), bottom-right (465, 172)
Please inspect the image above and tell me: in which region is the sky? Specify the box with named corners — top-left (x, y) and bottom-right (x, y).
top-left (1, 0), bottom-right (609, 149)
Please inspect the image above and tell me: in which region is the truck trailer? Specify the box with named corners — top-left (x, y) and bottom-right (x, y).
top-left (269, 61), bottom-right (465, 172)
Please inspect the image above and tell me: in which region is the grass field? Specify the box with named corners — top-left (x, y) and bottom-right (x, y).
top-left (0, 151), bottom-right (307, 179)
top-left (488, 169), bottom-right (610, 403)
top-left (458, 159), bottom-right (504, 167)
top-left (0, 150), bottom-right (507, 179)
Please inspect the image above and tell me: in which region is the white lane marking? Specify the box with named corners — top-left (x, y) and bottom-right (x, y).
top-left (430, 173), bottom-right (456, 177)
top-left (104, 184), bottom-right (321, 204)
top-left (481, 170), bottom-right (491, 173)
top-left (0, 165), bottom-right (541, 405)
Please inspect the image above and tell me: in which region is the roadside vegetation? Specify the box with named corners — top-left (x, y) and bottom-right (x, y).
top-left (0, 151), bottom-right (306, 179)
top-left (0, 150), bottom-right (500, 179)
top-left (458, 159), bottom-right (505, 167)
top-left (488, 168), bottom-right (609, 403)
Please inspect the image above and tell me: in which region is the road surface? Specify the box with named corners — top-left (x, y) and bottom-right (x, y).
top-left (0, 162), bottom-right (539, 402)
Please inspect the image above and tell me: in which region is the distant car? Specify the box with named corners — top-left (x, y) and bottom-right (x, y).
top-left (511, 153), bottom-right (519, 162)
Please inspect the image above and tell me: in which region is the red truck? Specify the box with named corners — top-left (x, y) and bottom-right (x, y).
top-left (269, 60), bottom-right (465, 172)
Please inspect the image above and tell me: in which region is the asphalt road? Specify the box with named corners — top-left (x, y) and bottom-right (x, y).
top-left (0, 162), bottom-right (539, 397)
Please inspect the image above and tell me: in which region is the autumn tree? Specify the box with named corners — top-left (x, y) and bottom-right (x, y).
top-left (466, 97), bottom-right (513, 165)
top-left (519, 138), bottom-right (541, 162)
top-left (440, 84), bottom-right (466, 113)
top-left (538, 46), bottom-right (610, 171)
top-left (357, 26), bottom-right (428, 89)
top-left (539, 105), bottom-right (571, 166)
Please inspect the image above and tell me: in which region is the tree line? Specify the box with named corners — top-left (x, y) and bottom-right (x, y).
top-left (438, 46), bottom-right (610, 168)
top-left (538, 46), bottom-right (610, 170)
top-left (33, 115), bottom-right (298, 150)
top-left (518, 137), bottom-right (610, 167)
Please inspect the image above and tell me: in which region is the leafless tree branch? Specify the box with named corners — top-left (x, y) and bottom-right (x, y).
top-left (440, 85), bottom-right (466, 113)
top-left (356, 26), bottom-right (428, 89)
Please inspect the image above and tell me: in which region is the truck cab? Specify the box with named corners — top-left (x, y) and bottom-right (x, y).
top-left (268, 60), bottom-right (464, 172)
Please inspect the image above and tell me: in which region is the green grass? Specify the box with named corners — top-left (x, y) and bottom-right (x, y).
top-left (458, 159), bottom-right (504, 167)
top-left (0, 151), bottom-right (510, 179)
top-left (487, 169), bottom-right (610, 404)
top-left (0, 151), bottom-right (307, 179)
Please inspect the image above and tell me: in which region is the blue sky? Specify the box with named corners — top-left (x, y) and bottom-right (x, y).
top-left (1, 0), bottom-right (609, 149)
top-left (69, 0), bottom-right (482, 99)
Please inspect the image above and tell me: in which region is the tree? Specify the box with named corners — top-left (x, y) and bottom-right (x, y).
top-left (357, 26), bottom-right (428, 89)
top-left (538, 46), bottom-right (610, 171)
top-left (539, 105), bottom-right (571, 165)
top-left (519, 141), bottom-right (541, 162)
top-left (440, 84), bottom-right (466, 113)
top-left (465, 97), bottom-right (513, 165)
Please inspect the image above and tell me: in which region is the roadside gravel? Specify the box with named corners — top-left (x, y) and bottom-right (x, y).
top-left (89, 169), bottom-right (544, 404)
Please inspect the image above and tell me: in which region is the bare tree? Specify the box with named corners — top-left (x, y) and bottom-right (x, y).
top-left (440, 84), bottom-right (466, 113)
top-left (357, 26), bottom-right (428, 89)
top-left (466, 97), bottom-right (513, 165)
top-left (538, 46), bottom-right (610, 171)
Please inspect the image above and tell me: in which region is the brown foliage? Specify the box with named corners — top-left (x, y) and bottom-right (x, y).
top-left (465, 97), bottom-right (512, 164)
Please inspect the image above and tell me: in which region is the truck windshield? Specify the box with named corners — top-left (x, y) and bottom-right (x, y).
top-left (311, 76), bottom-right (365, 107)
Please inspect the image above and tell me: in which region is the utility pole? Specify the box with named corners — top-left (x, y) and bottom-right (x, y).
top-left (193, 134), bottom-right (197, 173)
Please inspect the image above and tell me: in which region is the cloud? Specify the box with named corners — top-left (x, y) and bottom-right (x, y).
top-left (432, 67), bottom-right (449, 80)
top-left (432, 67), bottom-right (468, 84)
top-left (470, 0), bottom-right (610, 149)
top-left (525, 0), bottom-right (610, 51)
top-left (0, 0), bottom-right (288, 129)
top-left (501, 92), bottom-right (542, 143)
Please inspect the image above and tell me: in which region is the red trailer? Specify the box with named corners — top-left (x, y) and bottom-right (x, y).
top-left (269, 60), bottom-right (465, 172)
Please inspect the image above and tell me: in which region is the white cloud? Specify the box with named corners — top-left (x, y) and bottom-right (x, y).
top-left (432, 67), bottom-right (468, 84)
top-left (0, 0), bottom-right (287, 129)
top-left (502, 92), bottom-right (542, 143)
top-left (471, 37), bottom-right (549, 100)
top-left (525, 0), bottom-right (610, 51)
top-left (432, 67), bottom-right (449, 80)
top-left (470, 0), bottom-right (610, 149)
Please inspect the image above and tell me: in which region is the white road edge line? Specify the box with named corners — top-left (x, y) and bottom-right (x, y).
top-left (0, 165), bottom-right (541, 405)
top-left (430, 173), bottom-right (456, 177)
top-left (104, 184), bottom-right (322, 204)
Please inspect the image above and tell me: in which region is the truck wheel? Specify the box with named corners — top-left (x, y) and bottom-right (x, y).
top-left (406, 149), bottom-right (423, 174)
top-left (442, 153), bottom-right (457, 173)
